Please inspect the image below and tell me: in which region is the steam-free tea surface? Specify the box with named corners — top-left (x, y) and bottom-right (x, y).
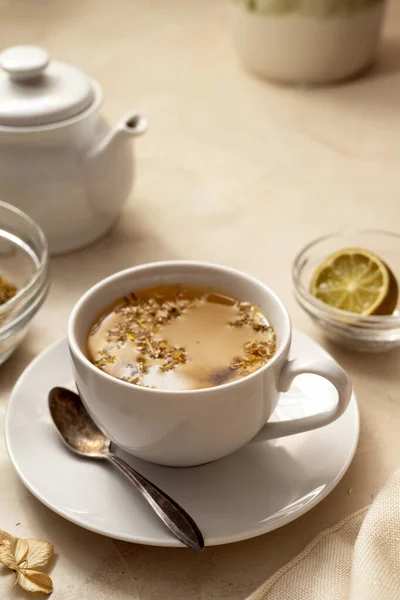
top-left (87, 285), bottom-right (276, 390)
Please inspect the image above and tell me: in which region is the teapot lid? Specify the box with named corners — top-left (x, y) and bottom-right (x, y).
top-left (0, 45), bottom-right (95, 127)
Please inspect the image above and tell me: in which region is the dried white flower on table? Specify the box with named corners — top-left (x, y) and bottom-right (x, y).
top-left (0, 530), bottom-right (53, 595)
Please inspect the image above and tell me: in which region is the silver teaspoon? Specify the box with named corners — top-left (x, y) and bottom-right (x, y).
top-left (48, 387), bottom-right (204, 551)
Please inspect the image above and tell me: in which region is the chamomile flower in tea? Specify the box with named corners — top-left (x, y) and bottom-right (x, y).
top-left (87, 285), bottom-right (277, 391)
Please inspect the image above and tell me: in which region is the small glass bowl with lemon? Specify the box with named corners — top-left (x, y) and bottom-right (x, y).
top-left (292, 230), bottom-right (400, 352)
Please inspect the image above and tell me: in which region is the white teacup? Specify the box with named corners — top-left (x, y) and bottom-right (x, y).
top-left (68, 261), bottom-right (352, 467)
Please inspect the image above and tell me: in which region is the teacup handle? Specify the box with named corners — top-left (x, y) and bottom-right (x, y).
top-left (252, 358), bottom-right (352, 443)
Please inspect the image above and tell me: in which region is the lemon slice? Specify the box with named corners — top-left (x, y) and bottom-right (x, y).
top-left (310, 248), bottom-right (398, 316)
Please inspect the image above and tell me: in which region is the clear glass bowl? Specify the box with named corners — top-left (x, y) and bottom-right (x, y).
top-left (0, 201), bottom-right (49, 365)
top-left (292, 230), bottom-right (400, 352)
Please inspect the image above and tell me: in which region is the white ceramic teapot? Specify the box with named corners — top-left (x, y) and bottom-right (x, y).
top-left (0, 45), bottom-right (147, 254)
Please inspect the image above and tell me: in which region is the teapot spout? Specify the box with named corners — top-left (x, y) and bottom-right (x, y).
top-left (89, 111), bottom-right (147, 159)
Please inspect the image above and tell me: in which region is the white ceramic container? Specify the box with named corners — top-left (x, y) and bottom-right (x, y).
top-left (68, 261), bottom-right (352, 467)
top-left (230, 0), bottom-right (387, 84)
top-left (0, 45), bottom-right (147, 254)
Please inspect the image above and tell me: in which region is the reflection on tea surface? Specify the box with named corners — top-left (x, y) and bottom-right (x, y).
top-left (88, 285), bottom-right (276, 390)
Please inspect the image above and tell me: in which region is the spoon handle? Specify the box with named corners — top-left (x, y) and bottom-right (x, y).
top-left (106, 453), bottom-right (204, 551)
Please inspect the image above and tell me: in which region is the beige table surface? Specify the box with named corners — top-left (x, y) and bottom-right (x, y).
top-left (1, 1), bottom-right (400, 598)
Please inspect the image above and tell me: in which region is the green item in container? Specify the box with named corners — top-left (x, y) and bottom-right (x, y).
top-left (232, 0), bottom-right (384, 17)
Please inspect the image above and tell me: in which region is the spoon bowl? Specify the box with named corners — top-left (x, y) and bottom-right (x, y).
top-left (49, 387), bottom-right (110, 457)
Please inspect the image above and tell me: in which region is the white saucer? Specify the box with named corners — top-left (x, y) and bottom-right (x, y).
top-left (5, 331), bottom-right (359, 548)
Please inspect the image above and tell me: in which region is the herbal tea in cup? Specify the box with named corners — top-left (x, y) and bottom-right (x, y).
top-left (87, 285), bottom-right (277, 391)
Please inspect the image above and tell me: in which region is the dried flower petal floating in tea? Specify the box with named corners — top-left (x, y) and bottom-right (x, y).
top-left (88, 285), bottom-right (277, 390)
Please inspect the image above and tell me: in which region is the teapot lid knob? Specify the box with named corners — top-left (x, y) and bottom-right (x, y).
top-left (0, 45), bottom-right (49, 81)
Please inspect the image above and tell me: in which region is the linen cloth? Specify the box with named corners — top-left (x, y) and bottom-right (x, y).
top-left (247, 469), bottom-right (400, 600)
